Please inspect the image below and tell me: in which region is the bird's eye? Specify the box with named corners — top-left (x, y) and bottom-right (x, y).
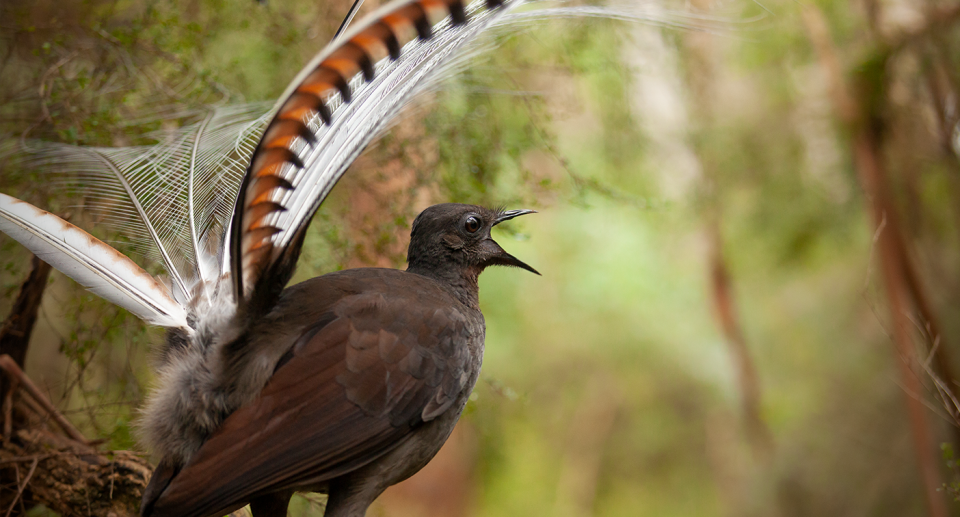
top-left (464, 215), bottom-right (482, 233)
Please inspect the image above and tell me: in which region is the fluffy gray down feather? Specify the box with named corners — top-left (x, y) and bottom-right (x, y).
top-left (138, 286), bottom-right (298, 467)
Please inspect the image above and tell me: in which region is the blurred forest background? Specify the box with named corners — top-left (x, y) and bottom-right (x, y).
top-left (1, 0), bottom-right (960, 515)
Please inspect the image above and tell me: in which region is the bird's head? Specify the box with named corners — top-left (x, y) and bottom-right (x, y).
top-left (406, 203), bottom-right (539, 280)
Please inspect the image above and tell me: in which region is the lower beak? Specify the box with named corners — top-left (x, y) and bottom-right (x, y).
top-left (489, 208), bottom-right (539, 275)
top-left (490, 250), bottom-right (541, 276)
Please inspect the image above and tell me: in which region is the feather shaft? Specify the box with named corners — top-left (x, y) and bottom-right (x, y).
top-left (0, 193), bottom-right (188, 328)
top-left (231, 0), bottom-right (517, 303)
top-left (84, 148), bottom-right (191, 300)
top-left (189, 113), bottom-right (215, 284)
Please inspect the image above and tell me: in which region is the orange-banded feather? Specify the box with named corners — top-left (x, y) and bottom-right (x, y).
top-left (380, 11), bottom-right (422, 46)
top-left (244, 202), bottom-right (288, 228)
top-left (394, 3), bottom-right (433, 40)
top-left (298, 67), bottom-right (351, 102)
top-left (278, 93), bottom-right (333, 125)
top-left (232, 0), bottom-right (515, 307)
top-left (250, 175), bottom-right (294, 194)
top-left (243, 227), bottom-right (282, 249)
top-left (326, 43), bottom-right (375, 81)
top-left (249, 185), bottom-right (286, 207)
top-left (249, 149), bottom-right (303, 188)
top-left (350, 25), bottom-right (398, 63)
top-left (262, 120), bottom-right (316, 150)
top-left (418, 0), bottom-right (459, 26)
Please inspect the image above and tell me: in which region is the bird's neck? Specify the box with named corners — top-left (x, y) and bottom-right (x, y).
top-left (406, 263), bottom-right (481, 310)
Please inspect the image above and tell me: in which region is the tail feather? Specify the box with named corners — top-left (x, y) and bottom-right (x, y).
top-left (230, 0), bottom-right (518, 309)
top-left (6, 103), bottom-right (272, 318)
top-left (0, 193), bottom-right (188, 328)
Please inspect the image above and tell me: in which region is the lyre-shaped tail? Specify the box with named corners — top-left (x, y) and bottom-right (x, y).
top-left (2, 104), bottom-right (271, 328)
top-left (230, 0), bottom-right (516, 311)
top-left (0, 193), bottom-right (188, 328)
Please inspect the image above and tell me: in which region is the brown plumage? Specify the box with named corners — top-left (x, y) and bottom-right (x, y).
top-left (141, 204), bottom-right (537, 517)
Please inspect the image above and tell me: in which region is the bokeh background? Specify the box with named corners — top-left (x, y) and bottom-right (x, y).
top-left (2, 0), bottom-right (960, 515)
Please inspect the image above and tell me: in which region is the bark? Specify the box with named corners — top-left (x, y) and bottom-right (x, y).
top-left (0, 255), bottom-right (52, 443)
top-left (708, 223), bottom-right (773, 458)
top-left (0, 255), bottom-right (51, 369)
top-left (802, 7), bottom-right (951, 516)
top-left (683, 0), bottom-right (773, 460)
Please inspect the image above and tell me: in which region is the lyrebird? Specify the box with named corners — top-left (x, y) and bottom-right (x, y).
top-left (0, 0), bottom-right (537, 515)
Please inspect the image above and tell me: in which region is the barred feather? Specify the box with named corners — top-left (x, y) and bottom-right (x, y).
top-left (231, 0), bottom-right (517, 306)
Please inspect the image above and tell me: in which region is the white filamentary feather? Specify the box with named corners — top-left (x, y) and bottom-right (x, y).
top-left (2, 0), bottom-right (534, 466)
top-left (0, 193), bottom-right (188, 328)
top-left (16, 103), bottom-right (273, 298)
top-left (0, 0), bottom-right (718, 468)
top-left (2, 0), bottom-right (708, 331)
top-left (143, 0), bottom-right (535, 465)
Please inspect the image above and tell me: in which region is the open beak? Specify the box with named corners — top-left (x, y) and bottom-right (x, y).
top-left (489, 209), bottom-right (540, 276)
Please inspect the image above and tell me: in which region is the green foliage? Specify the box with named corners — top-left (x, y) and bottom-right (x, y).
top-left (942, 443), bottom-right (960, 502)
top-left (2, 1), bottom-right (960, 516)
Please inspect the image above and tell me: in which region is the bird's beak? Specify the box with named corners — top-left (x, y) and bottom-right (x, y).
top-left (493, 209), bottom-right (537, 226)
top-left (490, 249), bottom-right (540, 276)
top-left (489, 209), bottom-right (540, 276)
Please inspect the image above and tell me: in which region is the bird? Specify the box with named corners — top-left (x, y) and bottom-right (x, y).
top-left (141, 203), bottom-right (537, 517)
top-left (0, 0), bottom-right (534, 515)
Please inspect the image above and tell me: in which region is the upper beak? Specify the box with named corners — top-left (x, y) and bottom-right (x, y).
top-left (489, 208), bottom-right (540, 276)
top-left (494, 209), bottom-right (537, 226)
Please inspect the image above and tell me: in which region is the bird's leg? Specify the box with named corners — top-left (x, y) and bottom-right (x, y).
top-left (249, 490), bottom-right (294, 517)
top-left (324, 476), bottom-right (386, 517)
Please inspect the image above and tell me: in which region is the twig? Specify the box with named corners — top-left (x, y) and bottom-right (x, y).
top-left (855, 83), bottom-right (949, 517)
top-left (0, 355), bottom-right (89, 444)
top-left (0, 453), bottom-right (57, 466)
top-left (863, 212), bottom-right (886, 291)
top-left (4, 456), bottom-right (38, 517)
top-left (37, 51), bottom-right (79, 123)
top-left (2, 373), bottom-right (18, 442)
top-left (707, 220), bottom-right (773, 458)
top-left (683, 0), bottom-right (773, 461)
top-left (1, 254), bottom-right (52, 441)
top-left (900, 249), bottom-right (958, 408)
